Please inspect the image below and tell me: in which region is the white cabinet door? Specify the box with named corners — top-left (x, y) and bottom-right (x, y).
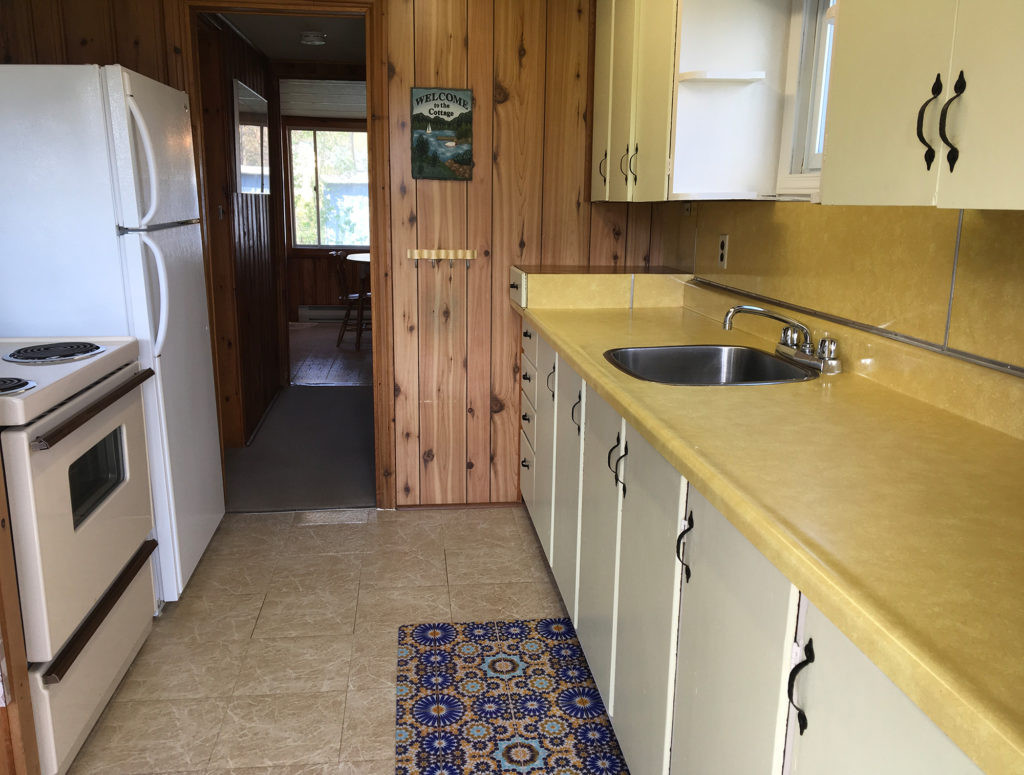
top-left (576, 388), bottom-right (625, 714)
top-left (821, 0), bottom-right (958, 206)
top-left (785, 600), bottom-right (982, 775)
top-left (934, 0), bottom-right (1024, 210)
top-left (592, 0), bottom-right (615, 201)
top-left (612, 427), bottom-right (685, 775)
top-left (607, 0), bottom-right (638, 201)
top-left (551, 365), bottom-right (584, 622)
top-left (529, 338), bottom-right (558, 561)
top-left (670, 488), bottom-right (797, 775)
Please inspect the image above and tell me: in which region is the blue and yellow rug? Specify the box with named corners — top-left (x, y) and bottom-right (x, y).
top-left (395, 618), bottom-right (630, 774)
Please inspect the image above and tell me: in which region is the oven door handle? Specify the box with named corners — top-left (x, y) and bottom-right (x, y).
top-left (42, 539), bottom-right (157, 685)
top-left (30, 368), bottom-right (155, 451)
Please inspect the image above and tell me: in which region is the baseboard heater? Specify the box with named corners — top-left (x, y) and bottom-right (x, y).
top-left (298, 305), bottom-right (347, 322)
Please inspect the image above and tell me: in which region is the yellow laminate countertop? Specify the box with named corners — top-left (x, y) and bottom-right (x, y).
top-left (520, 304), bottom-right (1024, 775)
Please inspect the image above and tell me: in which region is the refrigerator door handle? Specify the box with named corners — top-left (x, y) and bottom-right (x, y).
top-left (127, 95), bottom-right (160, 226)
top-left (140, 233), bottom-right (170, 356)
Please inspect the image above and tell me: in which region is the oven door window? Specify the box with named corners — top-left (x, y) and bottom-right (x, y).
top-left (69, 426), bottom-right (126, 529)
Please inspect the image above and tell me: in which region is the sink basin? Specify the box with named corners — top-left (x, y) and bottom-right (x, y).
top-left (604, 345), bottom-right (818, 386)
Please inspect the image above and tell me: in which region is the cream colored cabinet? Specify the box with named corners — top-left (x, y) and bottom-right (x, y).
top-left (784, 599), bottom-right (983, 775)
top-left (551, 362), bottom-right (584, 622)
top-left (670, 487), bottom-right (798, 775)
top-left (611, 430), bottom-right (686, 775)
top-left (822, 0), bottom-right (1024, 209)
top-left (591, 0), bottom-right (678, 201)
top-left (576, 387), bottom-right (626, 713)
top-left (530, 338), bottom-right (558, 561)
top-left (519, 320), bottom-right (539, 514)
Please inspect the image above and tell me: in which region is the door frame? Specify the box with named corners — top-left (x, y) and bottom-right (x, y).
top-left (171, 0), bottom-right (396, 508)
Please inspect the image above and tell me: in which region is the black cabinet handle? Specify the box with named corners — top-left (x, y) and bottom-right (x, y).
top-left (938, 70), bottom-right (966, 172)
top-left (915, 73), bottom-right (943, 170)
top-left (628, 144), bottom-right (638, 185)
top-left (521, 458), bottom-right (530, 469)
top-left (522, 330), bottom-right (533, 340)
top-left (522, 372), bottom-right (532, 382)
top-left (598, 149), bottom-right (608, 184)
top-left (606, 431), bottom-right (621, 476)
top-left (510, 282), bottom-right (519, 290)
top-left (787, 638), bottom-right (816, 735)
top-left (613, 442), bottom-right (629, 497)
top-left (521, 413), bottom-right (531, 423)
top-left (619, 147), bottom-right (629, 184)
top-left (676, 510), bottom-right (694, 582)
top-left (546, 365), bottom-right (556, 400)
top-left (570, 390), bottom-right (582, 435)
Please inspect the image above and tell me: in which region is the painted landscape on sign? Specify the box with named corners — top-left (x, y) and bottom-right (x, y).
top-left (411, 87), bottom-right (473, 181)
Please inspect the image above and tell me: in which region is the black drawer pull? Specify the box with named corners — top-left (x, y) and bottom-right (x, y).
top-left (598, 149), bottom-right (608, 184)
top-left (676, 510), bottom-right (694, 582)
top-left (606, 431), bottom-right (621, 476)
top-left (938, 70), bottom-right (966, 172)
top-left (915, 73), bottom-right (942, 170)
top-left (522, 372), bottom-right (532, 382)
top-left (570, 391), bottom-right (582, 435)
top-left (787, 638), bottom-right (816, 735)
top-left (613, 442), bottom-right (629, 497)
top-left (510, 282), bottom-right (519, 290)
top-left (522, 330), bottom-right (533, 339)
top-left (521, 413), bottom-right (531, 423)
top-left (619, 147), bottom-right (629, 184)
top-left (628, 144), bottom-right (638, 185)
top-left (546, 365), bottom-right (556, 399)
top-left (521, 458), bottom-right (530, 469)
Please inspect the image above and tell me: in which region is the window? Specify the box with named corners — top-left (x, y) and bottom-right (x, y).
top-left (777, 0), bottom-right (838, 195)
top-left (289, 128), bottom-right (370, 247)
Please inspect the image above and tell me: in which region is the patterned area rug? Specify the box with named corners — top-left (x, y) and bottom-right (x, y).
top-left (395, 618), bottom-right (630, 774)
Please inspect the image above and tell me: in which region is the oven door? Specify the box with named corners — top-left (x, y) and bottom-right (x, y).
top-left (1, 366), bottom-right (155, 662)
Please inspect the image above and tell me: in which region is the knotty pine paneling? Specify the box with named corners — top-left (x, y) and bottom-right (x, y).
top-left (464, 0), bottom-right (494, 503)
top-left (625, 202), bottom-right (653, 267)
top-left (590, 202), bottom-right (628, 267)
top-left (387, 0), bottom-right (421, 505)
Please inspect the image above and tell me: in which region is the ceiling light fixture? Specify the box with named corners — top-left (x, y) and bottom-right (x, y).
top-left (300, 31), bottom-right (327, 46)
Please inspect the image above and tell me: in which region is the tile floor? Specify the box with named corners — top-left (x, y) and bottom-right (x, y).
top-left (69, 505), bottom-right (566, 775)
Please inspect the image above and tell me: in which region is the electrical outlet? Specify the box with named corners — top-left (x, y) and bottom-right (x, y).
top-left (718, 234), bottom-right (729, 269)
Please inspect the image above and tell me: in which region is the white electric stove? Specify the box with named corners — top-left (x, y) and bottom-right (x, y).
top-left (0, 336), bottom-right (157, 775)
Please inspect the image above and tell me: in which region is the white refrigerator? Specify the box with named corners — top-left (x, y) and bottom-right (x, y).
top-left (0, 64), bottom-right (224, 602)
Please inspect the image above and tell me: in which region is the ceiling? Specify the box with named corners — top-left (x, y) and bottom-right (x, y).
top-left (219, 13), bottom-right (365, 64)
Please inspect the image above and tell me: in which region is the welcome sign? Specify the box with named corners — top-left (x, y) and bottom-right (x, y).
top-left (411, 87), bottom-right (473, 181)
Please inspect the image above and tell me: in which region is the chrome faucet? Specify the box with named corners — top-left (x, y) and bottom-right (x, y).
top-left (723, 304), bottom-right (842, 374)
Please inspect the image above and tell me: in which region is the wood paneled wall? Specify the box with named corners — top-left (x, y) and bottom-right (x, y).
top-left (1, 0), bottom-right (693, 508)
top-left (196, 16), bottom-right (280, 446)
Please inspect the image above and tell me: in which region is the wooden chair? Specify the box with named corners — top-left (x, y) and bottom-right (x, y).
top-left (335, 253), bottom-right (371, 350)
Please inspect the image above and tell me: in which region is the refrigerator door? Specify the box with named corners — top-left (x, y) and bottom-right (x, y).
top-left (121, 226), bottom-right (224, 600)
top-left (104, 65), bottom-right (200, 228)
top-left (0, 65), bottom-right (129, 336)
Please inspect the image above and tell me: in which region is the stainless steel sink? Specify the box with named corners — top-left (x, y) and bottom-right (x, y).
top-left (604, 345), bottom-right (819, 386)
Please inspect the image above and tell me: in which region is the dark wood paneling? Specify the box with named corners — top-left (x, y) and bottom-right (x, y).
top-left (111, 0), bottom-right (167, 82)
top-left (60, 0), bottom-right (116, 64)
top-left (625, 202), bottom-right (653, 267)
top-left (589, 201), bottom-right (628, 267)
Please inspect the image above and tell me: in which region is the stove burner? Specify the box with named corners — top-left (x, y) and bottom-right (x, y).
top-left (3, 342), bottom-right (106, 364)
top-left (0, 377), bottom-right (36, 396)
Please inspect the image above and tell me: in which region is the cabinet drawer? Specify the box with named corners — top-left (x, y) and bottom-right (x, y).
top-left (520, 389), bottom-right (536, 451)
top-left (521, 319), bottom-right (539, 368)
top-left (520, 428), bottom-right (536, 510)
top-left (509, 266), bottom-right (528, 307)
top-left (521, 357), bottom-right (539, 411)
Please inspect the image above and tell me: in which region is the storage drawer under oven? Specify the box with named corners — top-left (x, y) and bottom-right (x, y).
top-left (1, 366), bottom-right (155, 662)
top-left (30, 547), bottom-right (156, 775)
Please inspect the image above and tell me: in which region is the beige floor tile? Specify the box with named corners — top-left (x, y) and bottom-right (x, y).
top-left (207, 764), bottom-right (392, 775)
top-left (113, 637), bottom-right (247, 701)
top-left (270, 552), bottom-right (362, 593)
top-left (153, 593), bottom-right (266, 642)
top-left (445, 543), bottom-right (550, 585)
top-left (339, 689), bottom-right (396, 761)
top-left (233, 635), bottom-right (353, 696)
top-left (354, 584), bottom-right (451, 628)
top-left (184, 552), bottom-right (278, 597)
top-left (337, 761), bottom-right (395, 775)
top-left (285, 523), bottom-right (369, 555)
top-left (68, 698), bottom-right (227, 774)
top-left (220, 512), bottom-right (295, 531)
top-left (207, 692), bottom-right (346, 768)
top-left (441, 516), bottom-right (534, 553)
top-left (204, 521), bottom-right (290, 558)
top-left (449, 581), bottom-right (568, 621)
top-left (358, 544), bottom-right (447, 587)
top-left (361, 520), bottom-right (445, 554)
top-left (347, 630), bottom-right (398, 692)
top-left (252, 589), bottom-right (357, 639)
top-left (375, 508), bottom-right (447, 526)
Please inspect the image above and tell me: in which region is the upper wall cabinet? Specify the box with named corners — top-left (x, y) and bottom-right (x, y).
top-left (821, 0), bottom-right (1024, 209)
top-left (592, 0), bottom-right (678, 202)
top-left (592, 0), bottom-right (792, 202)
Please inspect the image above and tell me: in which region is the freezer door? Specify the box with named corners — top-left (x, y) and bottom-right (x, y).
top-left (121, 225), bottom-right (224, 600)
top-left (104, 65), bottom-right (200, 228)
top-left (0, 65), bottom-right (129, 336)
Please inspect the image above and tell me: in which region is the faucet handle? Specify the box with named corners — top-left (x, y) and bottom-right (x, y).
top-left (816, 337), bottom-right (838, 359)
top-left (781, 326), bottom-right (801, 348)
